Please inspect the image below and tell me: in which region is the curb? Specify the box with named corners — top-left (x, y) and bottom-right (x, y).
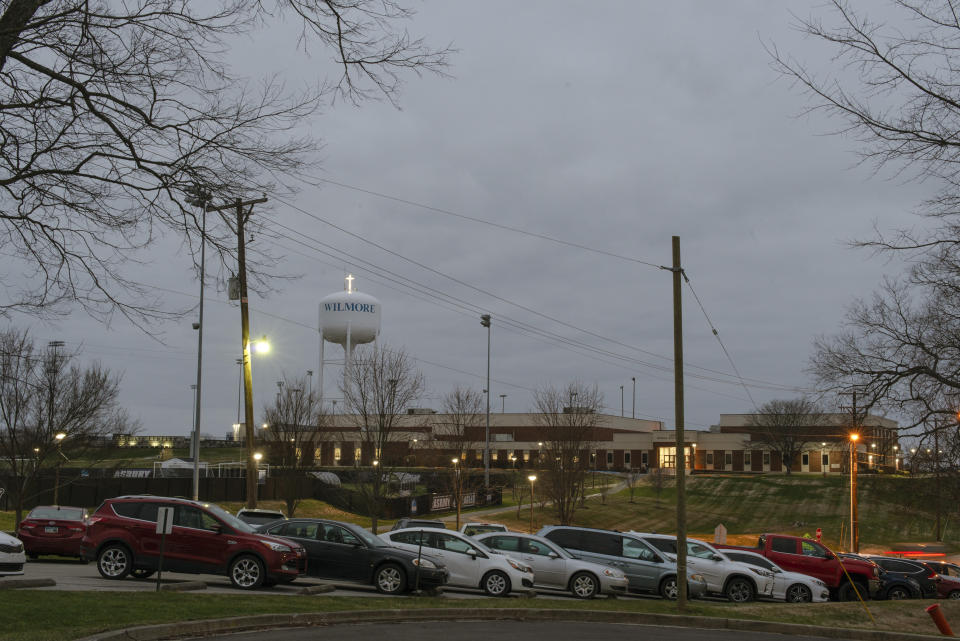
top-left (72, 607), bottom-right (947, 641)
top-left (296, 583), bottom-right (335, 595)
top-left (158, 581), bottom-right (206, 592)
top-left (0, 577), bottom-right (56, 590)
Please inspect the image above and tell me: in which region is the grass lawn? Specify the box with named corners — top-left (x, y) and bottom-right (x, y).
top-left (0, 590), bottom-right (949, 641)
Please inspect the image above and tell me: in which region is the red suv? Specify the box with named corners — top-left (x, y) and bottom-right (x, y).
top-left (81, 496), bottom-right (306, 589)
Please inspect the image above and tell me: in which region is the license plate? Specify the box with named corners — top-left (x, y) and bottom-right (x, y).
top-left (44, 526), bottom-right (58, 534)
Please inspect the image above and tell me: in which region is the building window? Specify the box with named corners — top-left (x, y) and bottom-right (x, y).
top-left (606, 452), bottom-right (614, 465)
top-left (724, 452), bottom-right (732, 466)
top-left (744, 451), bottom-right (752, 466)
top-left (492, 451), bottom-right (498, 461)
top-left (523, 451), bottom-right (530, 462)
top-left (802, 453), bottom-right (809, 466)
top-left (706, 452), bottom-right (714, 466)
top-left (763, 452), bottom-right (771, 466)
top-left (354, 447), bottom-right (362, 461)
top-left (641, 452), bottom-right (648, 467)
top-left (822, 453), bottom-right (829, 467)
top-left (658, 447), bottom-right (691, 469)
top-left (334, 447), bottom-right (341, 462)
top-left (624, 452), bottom-right (632, 466)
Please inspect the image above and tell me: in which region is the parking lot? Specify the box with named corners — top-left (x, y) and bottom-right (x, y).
top-left (12, 557), bottom-right (590, 600)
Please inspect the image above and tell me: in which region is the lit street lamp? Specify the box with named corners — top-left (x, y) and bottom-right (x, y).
top-left (527, 474), bottom-right (537, 533)
top-left (53, 432), bottom-right (67, 505)
top-left (849, 433), bottom-right (860, 553)
top-left (480, 314), bottom-right (491, 489)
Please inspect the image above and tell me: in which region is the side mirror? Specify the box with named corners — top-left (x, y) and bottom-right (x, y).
top-left (210, 524), bottom-right (222, 534)
top-left (711, 555), bottom-right (724, 562)
top-left (652, 555), bottom-right (663, 564)
top-left (466, 548), bottom-right (478, 559)
top-left (548, 552), bottom-right (559, 559)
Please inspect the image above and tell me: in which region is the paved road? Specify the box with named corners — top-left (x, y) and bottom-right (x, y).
top-left (188, 621), bottom-right (842, 641)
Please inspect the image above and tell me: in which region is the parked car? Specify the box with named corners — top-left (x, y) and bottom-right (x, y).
top-left (722, 549), bottom-right (830, 602)
top-left (0, 531), bottom-right (25, 577)
top-left (258, 518), bottom-right (448, 594)
top-left (866, 557), bottom-right (939, 598)
top-left (634, 533), bottom-right (775, 603)
top-left (390, 518), bottom-right (445, 531)
top-left (17, 505), bottom-right (89, 559)
top-left (837, 553), bottom-right (922, 600)
top-left (460, 522), bottom-right (508, 537)
top-left (716, 534), bottom-right (881, 601)
top-left (935, 573), bottom-right (960, 599)
top-left (925, 560), bottom-right (960, 578)
top-left (81, 495), bottom-right (307, 589)
top-left (382, 527), bottom-right (533, 596)
top-left (537, 525), bottom-right (708, 600)
top-left (475, 531), bottom-right (628, 599)
top-left (235, 508), bottom-right (286, 526)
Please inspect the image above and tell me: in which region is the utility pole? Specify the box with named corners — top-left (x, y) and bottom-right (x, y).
top-left (935, 422), bottom-right (942, 541)
top-left (631, 377), bottom-right (636, 419)
top-left (47, 341), bottom-right (64, 505)
top-left (206, 195), bottom-right (267, 508)
top-left (661, 236), bottom-right (687, 610)
top-left (481, 314), bottom-right (491, 489)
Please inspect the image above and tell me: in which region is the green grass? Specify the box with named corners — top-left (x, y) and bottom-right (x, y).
top-left (0, 590), bottom-right (948, 641)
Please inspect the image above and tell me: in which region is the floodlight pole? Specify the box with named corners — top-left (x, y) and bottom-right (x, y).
top-left (481, 314), bottom-right (491, 489)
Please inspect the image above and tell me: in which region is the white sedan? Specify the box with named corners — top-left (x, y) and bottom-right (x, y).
top-left (0, 531), bottom-right (25, 577)
top-left (381, 527), bottom-right (533, 597)
top-left (723, 549), bottom-right (830, 602)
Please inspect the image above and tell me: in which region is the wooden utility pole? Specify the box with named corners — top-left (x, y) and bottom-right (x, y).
top-left (206, 196), bottom-right (267, 508)
top-left (664, 236), bottom-right (687, 609)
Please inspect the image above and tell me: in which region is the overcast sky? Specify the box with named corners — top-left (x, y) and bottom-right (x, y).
top-left (13, 1), bottom-right (937, 439)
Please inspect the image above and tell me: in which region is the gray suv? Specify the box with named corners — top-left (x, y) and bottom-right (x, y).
top-left (537, 525), bottom-right (707, 600)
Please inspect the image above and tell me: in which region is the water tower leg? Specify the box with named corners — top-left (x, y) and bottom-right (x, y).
top-left (319, 334), bottom-right (325, 407)
top-left (344, 322), bottom-right (352, 397)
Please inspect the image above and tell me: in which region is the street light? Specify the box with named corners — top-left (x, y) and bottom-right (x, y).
top-left (527, 474), bottom-right (537, 533)
top-left (480, 314), bottom-right (491, 489)
top-left (185, 183), bottom-right (212, 504)
top-left (255, 336), bottom-right (270, 354)
top-left (452, 458), bottom-right (461, 529)
top-left (849, 432), bottom-right (860, 553)
top-left (53, 432), bottom-right (67, 505)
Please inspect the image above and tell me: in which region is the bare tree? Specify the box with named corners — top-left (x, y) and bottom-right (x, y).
top-left (532, 382), bottom-right (603, 525)
top-left (0, 327), bottom-right (136, 525)
top-left (0, 1), bottom-right (449, 326)
top-left (745, 398), bottom-right (829, 475)
top-left (260, 374), bottom-right (327, 517)
top-left (338, 345), bottom-right (424, 533)
top-left (434, 386), bottom-right (483, 464)
top-left (773, 1), bottom-right (960, 430)
top-left (648, 467), bottom-right (668, 505)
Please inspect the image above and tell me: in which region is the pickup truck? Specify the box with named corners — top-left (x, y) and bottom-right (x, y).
top-left (716, 534), bottom-right (880, 601)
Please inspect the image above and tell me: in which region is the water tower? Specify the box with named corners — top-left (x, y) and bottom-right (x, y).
top-left (318, 274), bottom-right (382, 405)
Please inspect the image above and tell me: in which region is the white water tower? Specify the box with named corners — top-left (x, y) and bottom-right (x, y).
top-left (318, 274), bottom-right (382, 405)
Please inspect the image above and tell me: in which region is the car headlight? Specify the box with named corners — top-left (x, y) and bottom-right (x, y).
top-left (412, 558), bottom-right (437, 569)
top-left (749, 567), bottom-right (775, 578)
top-left (260, 541), bottom-right (291, 552)
top-left (814, 579), bottom-right (827, 587)
top-left (507, 558), bottom-right (532, 573)
top-left (689, 573), bottom-right (705, 582)
top-left (602, 568), bottom-right (625, 579)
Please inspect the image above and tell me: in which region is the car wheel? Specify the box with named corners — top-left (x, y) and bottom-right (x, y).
top-left (725, 577), bottom-right (755, 603)
top-left (659, 575), bottom-right (679, 600)
top-left (838, 581), bottom-right (867, 602)
top-left (949, 590), bottom-right (960, 600)
top-left (375, 563), bottom-right (406, 595)
top-left (130, 568), bottom-right (155, 579)
top-left (569, 571), bottom-right (598, 599)
top-left (229, 555), bottom-right (265, 590)
top-left (886, 586), bottom-right (910, 600)
top-left (481, 570), bottom-right (511, 597)
top-left (97, 544), bottom-right (132, 580)
top-left (785, 583), bottom-right (812, 603)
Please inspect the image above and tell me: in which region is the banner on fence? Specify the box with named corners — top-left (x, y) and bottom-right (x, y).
top-left (431, 494), bottom-right (452, 511)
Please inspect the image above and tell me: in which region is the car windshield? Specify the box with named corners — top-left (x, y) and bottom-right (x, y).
top-left (464, 525), bottom-right (505, 536)
top-left (28, 506), bottom-right (84, 521)
top-left (204, 503), bottom-right (255, 533)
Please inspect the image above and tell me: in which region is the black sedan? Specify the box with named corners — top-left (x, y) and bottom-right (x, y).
top-left (257, 518), bottom-right (448, 594)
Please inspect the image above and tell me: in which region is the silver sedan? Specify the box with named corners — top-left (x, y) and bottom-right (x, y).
top-left (475, 532), bottom-right (628, 599)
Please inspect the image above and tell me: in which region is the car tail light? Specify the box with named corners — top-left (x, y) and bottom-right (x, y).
top-left (85, 516), bottom-right (104, 526)
top-left (19, 522), bottom-right (34, 530)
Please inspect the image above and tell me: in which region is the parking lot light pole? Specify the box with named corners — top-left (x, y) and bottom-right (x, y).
top-left (527, 474), bottom-right (537, 533)
top-left (452, 458), bottom-right (461, 530)
top-left (480, 314), bottom-right (491, 489)
top-left (849, 432), bottom-right (860, 553)
top-left (53, 432), bottom-right (66, 505)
